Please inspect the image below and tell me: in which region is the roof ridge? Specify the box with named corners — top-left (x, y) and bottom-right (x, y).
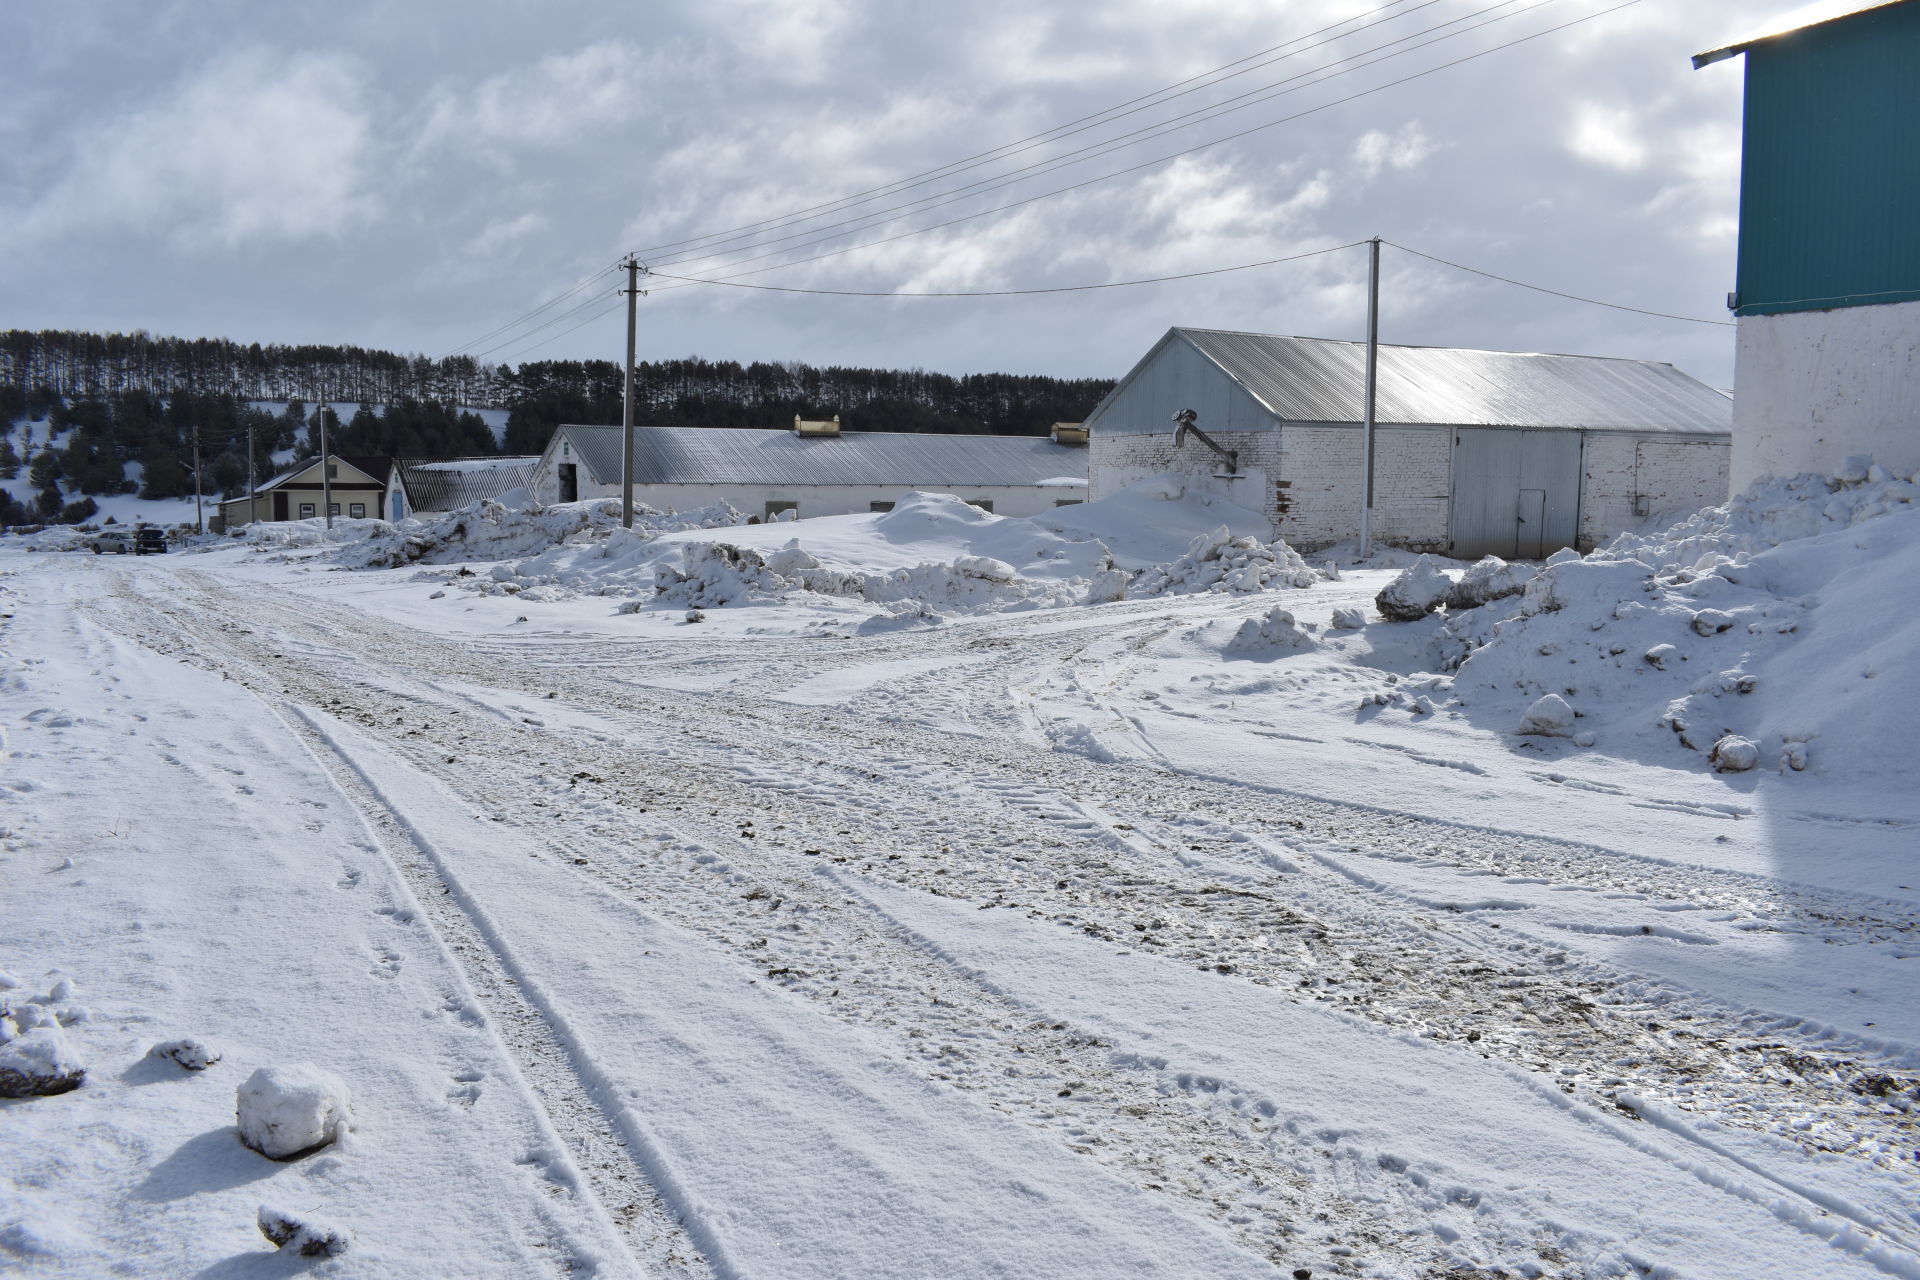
top-left (1171, 327), bottom-right (1678, 367)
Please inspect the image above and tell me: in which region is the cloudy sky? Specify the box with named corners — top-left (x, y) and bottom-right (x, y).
top-left (2, 1), bottom-right (1772, 387)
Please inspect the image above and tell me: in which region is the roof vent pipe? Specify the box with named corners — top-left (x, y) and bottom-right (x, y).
top-left (794, 414), bottom-right (841, 437)
top-left (1050, 422), bottom-right (1088, 446)
top-left (1171, 408), bottom-right (1240, 479)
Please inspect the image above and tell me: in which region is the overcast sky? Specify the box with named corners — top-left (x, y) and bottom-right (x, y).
top-left (2, 1), bottom-right (1773, 388)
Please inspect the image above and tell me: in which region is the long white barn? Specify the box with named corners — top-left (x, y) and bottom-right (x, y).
top-left (530, 422), bottom-right (1089, 520)
top-left (1086, 328), bottom-right (1733, 558)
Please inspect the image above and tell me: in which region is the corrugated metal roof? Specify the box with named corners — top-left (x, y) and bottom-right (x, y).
top-left (397, 457), bottom-right (538, 512)
top-left (1693, 0), bottom-right (1911, 66)
top-left (557, 425), bottom-right (1088, 488)
top-left (1093, 328), bottom-right (1730, 435)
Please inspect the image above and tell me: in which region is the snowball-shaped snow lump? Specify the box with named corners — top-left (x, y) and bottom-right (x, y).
top-left (258, 1206), bottom-right (351, 1257)
top-left (1517, 694), bottom-right (1577, 738)
top-left (1228, 606), bottom-right (1316, 653)
top-left (1328, 607), bottom-right (1366, 631)
top-left (237, 1065), bottom-right (352, 1160)
top-left (1709, 735), bottom-right (1760, 773)
top-left (1375, 556), bottom-right (1454, 622)
top-left (0, 1025), bottom-right (86, 1097)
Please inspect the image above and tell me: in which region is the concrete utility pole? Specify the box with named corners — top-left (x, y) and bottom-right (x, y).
top-left (620, 257), bottom-right (644, 529)
top-left (1358, 236), bottom-right (1382, 561)
top-left (247, 416), bottom-right (257, 526)
top-left (319, 399), bottom-right (334, 530)
top-left (192, 419), bottom-right (204, 534)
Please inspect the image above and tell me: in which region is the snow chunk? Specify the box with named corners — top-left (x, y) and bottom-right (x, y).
top-left (1517, 694), bottom-right (1577, 738)
top-left (236, 1064), bottom-right (353, 1159)
top-left (1709, 735), bottom-right (1760, 773)
top-left (1375, 556), bottom-right (1455, 622)
top-left (1329, 607), bottom-right (1366, 631)
top-left (258, 1206), bottom-right (351, 1257)
top-left (1690, 609), bottom-right (1735, 636)
top-left (0, 1025), bottom-right (85, 1097)
top-left (149, 1038), bottom-right (220, 1071)
top-left (1445, 556), bottom-right (1535, 610)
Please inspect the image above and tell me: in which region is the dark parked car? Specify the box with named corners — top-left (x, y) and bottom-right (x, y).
top-left (133, 528), bottom-right (167, 555)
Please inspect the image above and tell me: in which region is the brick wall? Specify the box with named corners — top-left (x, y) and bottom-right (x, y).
top-left (1578, 434), bottom-right (1731, 550)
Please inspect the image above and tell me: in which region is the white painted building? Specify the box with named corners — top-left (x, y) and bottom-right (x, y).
top-left (1086, 328), bottom-right (1732, 558)
top-left (531, 421), bottom-right (1088, 519)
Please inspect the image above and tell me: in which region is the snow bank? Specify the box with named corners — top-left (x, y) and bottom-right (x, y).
top-left (236, 1064), bottom-right (353, 1159)
top-left (1431, 461), bottom-right (1920, 780)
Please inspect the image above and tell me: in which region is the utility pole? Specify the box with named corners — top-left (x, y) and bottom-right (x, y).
top-left (319, 398), bottom-right (334, 530)
top-left (246, 417), bottom-right (257, 526)
top-left (1358, 237), bottom-right (1381, 561)
top-left (192, 419), bottom-right (204, 534)
top-left (620, 257), bottom-right (644, 529)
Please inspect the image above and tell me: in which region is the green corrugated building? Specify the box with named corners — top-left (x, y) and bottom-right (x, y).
top-left (1695, 0), bottom-right (1920, 485)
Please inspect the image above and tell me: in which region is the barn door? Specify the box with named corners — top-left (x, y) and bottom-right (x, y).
top-left (1450, 429), bottom-right (1582, 559)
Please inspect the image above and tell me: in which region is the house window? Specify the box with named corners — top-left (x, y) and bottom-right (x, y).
top-left (328, 503), bottom-right (341, 517)
top-left (298, 503), bottom-right (316, 519)
top-left (349, 503), bottom-right (366, 519)
top-left (868, 501), bottom-right (894, 513)
top-left (765, 500), bottom-right (798, 520)
top-left (969, 499), bottom-right (994, 513)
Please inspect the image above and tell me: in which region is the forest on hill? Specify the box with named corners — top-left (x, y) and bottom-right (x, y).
top-left (1, 329), bottom-right (1113, 523)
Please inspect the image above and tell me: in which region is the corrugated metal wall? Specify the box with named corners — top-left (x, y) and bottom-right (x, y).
top-left (1449, 429), bottom-right (1582, 559)
top-left (1736, 2), bottom-right (1920, 316)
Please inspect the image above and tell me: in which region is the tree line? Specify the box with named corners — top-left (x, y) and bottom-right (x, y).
top-left (2, 329), bottom-right (1115, 524)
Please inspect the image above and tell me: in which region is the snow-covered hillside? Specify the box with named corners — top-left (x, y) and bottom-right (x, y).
top-left (2, 460), bottom-right (1915, 1278)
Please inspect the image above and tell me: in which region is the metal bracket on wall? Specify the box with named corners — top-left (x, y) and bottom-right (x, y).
top-left (1171, 408), bottom-right (1240, 479)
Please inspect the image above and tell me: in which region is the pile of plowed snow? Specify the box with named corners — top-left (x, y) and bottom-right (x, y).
top-left (1414, 460), bottom-right (1919, 782)
top-left (454, 481), bottom-right (1321, 622)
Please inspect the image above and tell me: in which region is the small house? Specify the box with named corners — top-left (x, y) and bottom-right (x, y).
top-left (1086, 328), bottom-right (1733, 558)
top-left (531, 421), bottom-right (1089, 520)
top-left (220, 455), bottom-right (396, 527)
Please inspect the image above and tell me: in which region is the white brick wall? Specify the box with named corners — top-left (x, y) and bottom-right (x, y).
top-left (1578, 433), bottom-right (1730, 550)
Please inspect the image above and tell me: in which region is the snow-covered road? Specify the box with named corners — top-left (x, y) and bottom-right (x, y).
top-left (4, 548), bottom-right (1916, 1279)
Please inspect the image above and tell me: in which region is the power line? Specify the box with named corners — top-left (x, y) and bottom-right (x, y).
top-left (649, 241), bottom-right (1367, 296)
top-left (1385, 241), bottom-right (1735, 326)
top-left (468, 288), bottom-right (623, 360)
top-left (486, 294), bottom-right (628, 364)
top-left (650, 0), bottom-right (1642, 294)
top-left (648, 0), bottom-right (1553, 276)
top-left (630, 0), bottom-right (1441, 264)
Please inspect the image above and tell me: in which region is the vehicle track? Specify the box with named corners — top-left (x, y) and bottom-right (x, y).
top-left (89, 567), bottom-right (1920, 1274)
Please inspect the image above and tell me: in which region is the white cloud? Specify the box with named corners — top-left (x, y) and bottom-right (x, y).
top-left (1352, 122), bottom-right (1432, 179)
top-left (418, 41), bottom-right (658, 154)
top-left (1567, 101), bottom-right (1648, 171)
top-left (13, 49), bottom-right (374, 250)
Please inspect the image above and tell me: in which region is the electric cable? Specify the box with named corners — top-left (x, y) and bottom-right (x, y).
top-left (647, 0), bottom-right (1551, 276)
top-left (1385, 241), bottom-right (1734, 325)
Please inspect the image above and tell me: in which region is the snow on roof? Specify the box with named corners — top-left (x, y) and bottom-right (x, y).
top-left (1090, 328), bottom-right (1732, 436)
top-left (554, 425), bottom-right (1090, 489)
top-left (1692, 0), bottom-right (1912, 67)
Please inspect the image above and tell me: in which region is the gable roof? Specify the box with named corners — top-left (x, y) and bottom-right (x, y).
top-left (256, 455), bottom-right (395, 491)
top-left (552, 425), bottom-right (1087, 488)
top-left (1090, 328), bottom-right (1730, 435)
top-left (395, 457), bottom-right (538, 512)
top-left (1693, 0), bottom-right (1912, 67)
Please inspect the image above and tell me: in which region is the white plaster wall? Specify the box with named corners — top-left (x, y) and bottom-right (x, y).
top-left (1578, 433), bottom-right (1730, 550)
top-left (1732, 300), bottom-right (1920, 487)
top-left (551, 478), bottom-right (1084, 520)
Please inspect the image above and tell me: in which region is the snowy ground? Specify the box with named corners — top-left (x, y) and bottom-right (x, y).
top-left (2, 482), bottom-right (1916, 1278)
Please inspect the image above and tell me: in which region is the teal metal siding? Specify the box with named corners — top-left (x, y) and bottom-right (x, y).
top-left (1734, 1), bottom-right (1920, 317)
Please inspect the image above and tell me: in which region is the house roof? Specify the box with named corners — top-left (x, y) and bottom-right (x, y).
top-left (1091, 328), bottom-right (1731, 436)
top-left (1692, 0), bottom-right (1912, 67)
top-left (396, 457), bottom-right (538, 512)
top-left (552, 425), bottom-right (1089, 488)
top-left (255, 455), bottom-right (395, 491)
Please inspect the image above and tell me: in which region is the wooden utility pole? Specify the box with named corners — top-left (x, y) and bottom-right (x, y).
top-left (1358, 237), bottom-right (1381, 561)
top-left (319, 399), bottom-right (334, 530)
top-left (621, 257), bottom-right (643, 529)
top-left (192, 419), bottom-right (204, 534)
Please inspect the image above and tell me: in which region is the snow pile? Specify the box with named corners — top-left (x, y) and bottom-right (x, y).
top-left (1375, 555), bottom-right (1456, 621)
top-left (1226, 606), bottom-right (1317, 653)
top-left (357, 497), bottom-right (743, 568)
top-left (149, 1037), bottom-right (220, 1071)
top-left (1445, 555), bottom-right (1535, 610)
top-left (1129, 526), bottom-right (1319, 598)
top-left (1432, 461), bottom-right (1920, 779)
top-left (236, 1064), bottom-right (353, 1159)
top-left (258, 1206), bottom-right (351, 1258)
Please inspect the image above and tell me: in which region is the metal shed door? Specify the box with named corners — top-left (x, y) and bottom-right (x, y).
top-left (1450, 429), bottom-right (1581, 560)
